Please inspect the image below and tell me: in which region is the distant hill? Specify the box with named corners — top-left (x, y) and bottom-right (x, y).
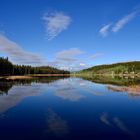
top-left (0, 57), bottom-right (70, 76)
top-left (76, 61), bottom-right (140, 75)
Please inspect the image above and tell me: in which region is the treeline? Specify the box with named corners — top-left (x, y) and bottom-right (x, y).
top-left (77, 61), bottom-right (140, 75)
top-left (0, 57), bottom-right (70, 76)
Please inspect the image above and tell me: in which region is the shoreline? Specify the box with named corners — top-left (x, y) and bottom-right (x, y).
top-left (72, 73), bottom-right (140, 77)
top-left (0, 74), bottom-right (70, 80)
top-left (1, 73), bottom-right (140, 81)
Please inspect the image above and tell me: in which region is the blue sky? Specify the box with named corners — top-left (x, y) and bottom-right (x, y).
top-left (0, 0), bottom-right (140, 71)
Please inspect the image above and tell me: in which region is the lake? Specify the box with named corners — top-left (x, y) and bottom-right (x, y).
top-left (0, 76), bottom-right (140, 140)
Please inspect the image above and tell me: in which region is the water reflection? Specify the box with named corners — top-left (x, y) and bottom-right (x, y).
top-left (0, 77), bottom-right (68, 113)
top-left (0, 84), bottom-right (42, 113)
top-left (100, 113), bottom-right (134, 136)
top-left (0, 77), bottom-right (68, 95)
top-left (50, 78), bottom-right (86, 101)
top-left (113, 117), bottom-right (133, 136)
top-left (0, 81), bottom-right (13, 95)
top-left (46, 109), bottom-right (69, 136)
top-left (78, 75), bottom-right (140, 97)
top-left (0, 76), bottom-right (140, 139)
top-left (100, 113), bottom-right (112, 126)
top-left (107, 85), bottom-right (140, 97)
top-left (79, 75), bottom-right (140, 86)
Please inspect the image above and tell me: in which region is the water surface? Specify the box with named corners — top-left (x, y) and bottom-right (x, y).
top-left (0, 77), bottom-right (140, 140)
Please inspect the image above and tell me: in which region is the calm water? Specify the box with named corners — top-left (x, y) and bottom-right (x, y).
top-left (0, 77), bottom-right (140, 140)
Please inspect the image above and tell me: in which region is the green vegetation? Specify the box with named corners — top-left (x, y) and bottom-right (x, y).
top-left (0, 57), bottom-right (70, 76)
top-left (78, 75), bottom-right (140, 86)
top-left (75, 61), bottom-right (140, 76)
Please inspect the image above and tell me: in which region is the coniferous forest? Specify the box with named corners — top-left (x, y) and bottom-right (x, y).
top-left (0, 57), bottom-right (70, 76)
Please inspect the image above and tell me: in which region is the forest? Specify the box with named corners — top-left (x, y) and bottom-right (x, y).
top-left (76, 61), bottom-right (140, 75)
top-left (0, 57), bottom-right (70, 76)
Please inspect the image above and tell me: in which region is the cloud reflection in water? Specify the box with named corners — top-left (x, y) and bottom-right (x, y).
top-left (46, 109), bottom-right (69, 136)
top-left (0, 84), bottom-right (42, 113)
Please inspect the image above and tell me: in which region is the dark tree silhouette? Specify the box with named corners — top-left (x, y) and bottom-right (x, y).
top-left (0, 57), bottom-right (70, 76)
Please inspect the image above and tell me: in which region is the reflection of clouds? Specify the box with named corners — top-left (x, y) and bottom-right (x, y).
top-left (100, 113), bottom-right (111, 126)
top-left (79, 80), bottom-right (104, 96)
top-left (51, 78), bottom-right (85, 101)
top-left (52, 78), bottom-right (104, 101)
top-left (113, 117), bottom-right (133, 135)
top-left (46, 109), bottom-right (69, 136)
top-left (85, 89), bottom-right (103, 96)
top-left (79, 83), bottom-right (86, 86)
top-left (0, 84), bottom-right (42, 113)
top-left (100, 113), bottom-right (134, 136)
top-left (55, 90), bottom-right (84, 101)
top-left (51, 78), bottom-right (78, 88)
top-left (57, 87), bottom-right (76, 91)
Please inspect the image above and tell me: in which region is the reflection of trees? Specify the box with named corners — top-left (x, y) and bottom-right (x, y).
top-left (79, 75), bottom-right (140, 86)
top-left (0, 84), bottom-right (42, 113)
top-left (107, 85), bottom-right (140, 97)
top-left (0, 81), bottom-right (13, 95)
top-left (76, 75), bottom-right (140, 97)
top-left (0, 77), bottom-right (69, 113)
top-left (0, 77), bottom-right (68, 95)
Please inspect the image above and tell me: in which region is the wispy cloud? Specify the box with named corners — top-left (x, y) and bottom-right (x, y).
top-left (99, 23), bottom-right (112, 37)
top-left (112, 11), bottom-right (137, 32)
top-left (79, 63), bottom-right (86, 66)
top-left (90, 53), bottom-right (104, 59)
top-left (48, 50), bottom-right (103, 71)
top-left (53, 48), bottom-right (85, 71)
top-left (0, 34), bottom-right (45, 65)
top-left (56, 48), bottom-right (84, 62)
top-left (43, 11), bottom-right (71, 40)
top-left (100, 10), bottom-right (139, 37)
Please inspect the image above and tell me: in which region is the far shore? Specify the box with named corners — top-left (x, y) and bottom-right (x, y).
top-left (0, 74), bottom-right (70, 80)
top-left (1, 73), bottom-right (140, 81)
top-left (72, 73), bottom-right (140, 77)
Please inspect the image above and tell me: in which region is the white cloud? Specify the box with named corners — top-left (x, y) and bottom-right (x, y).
top-left (48, 50), bottom-right (103, 71)
top-left (0, 34), bottom-right (45, 65)
top-left (100, 10), bottom-right (139, 36)
top-left (80, 63), bottom-right (86, 66)
top-left (112, 11), bottom-right (137, 32)
top-left (43, 12), bottom-right (71, 40)
top-left (53, 48), bottom-right (85, 71)
top-left (99, 23), bottom-right (112, 37)
top-left (56, 48), bottom-right (84, 62)
top-left (41, 48), bottom-right (86, 71)
top-left (90, 53), bottom-right (104, 59)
